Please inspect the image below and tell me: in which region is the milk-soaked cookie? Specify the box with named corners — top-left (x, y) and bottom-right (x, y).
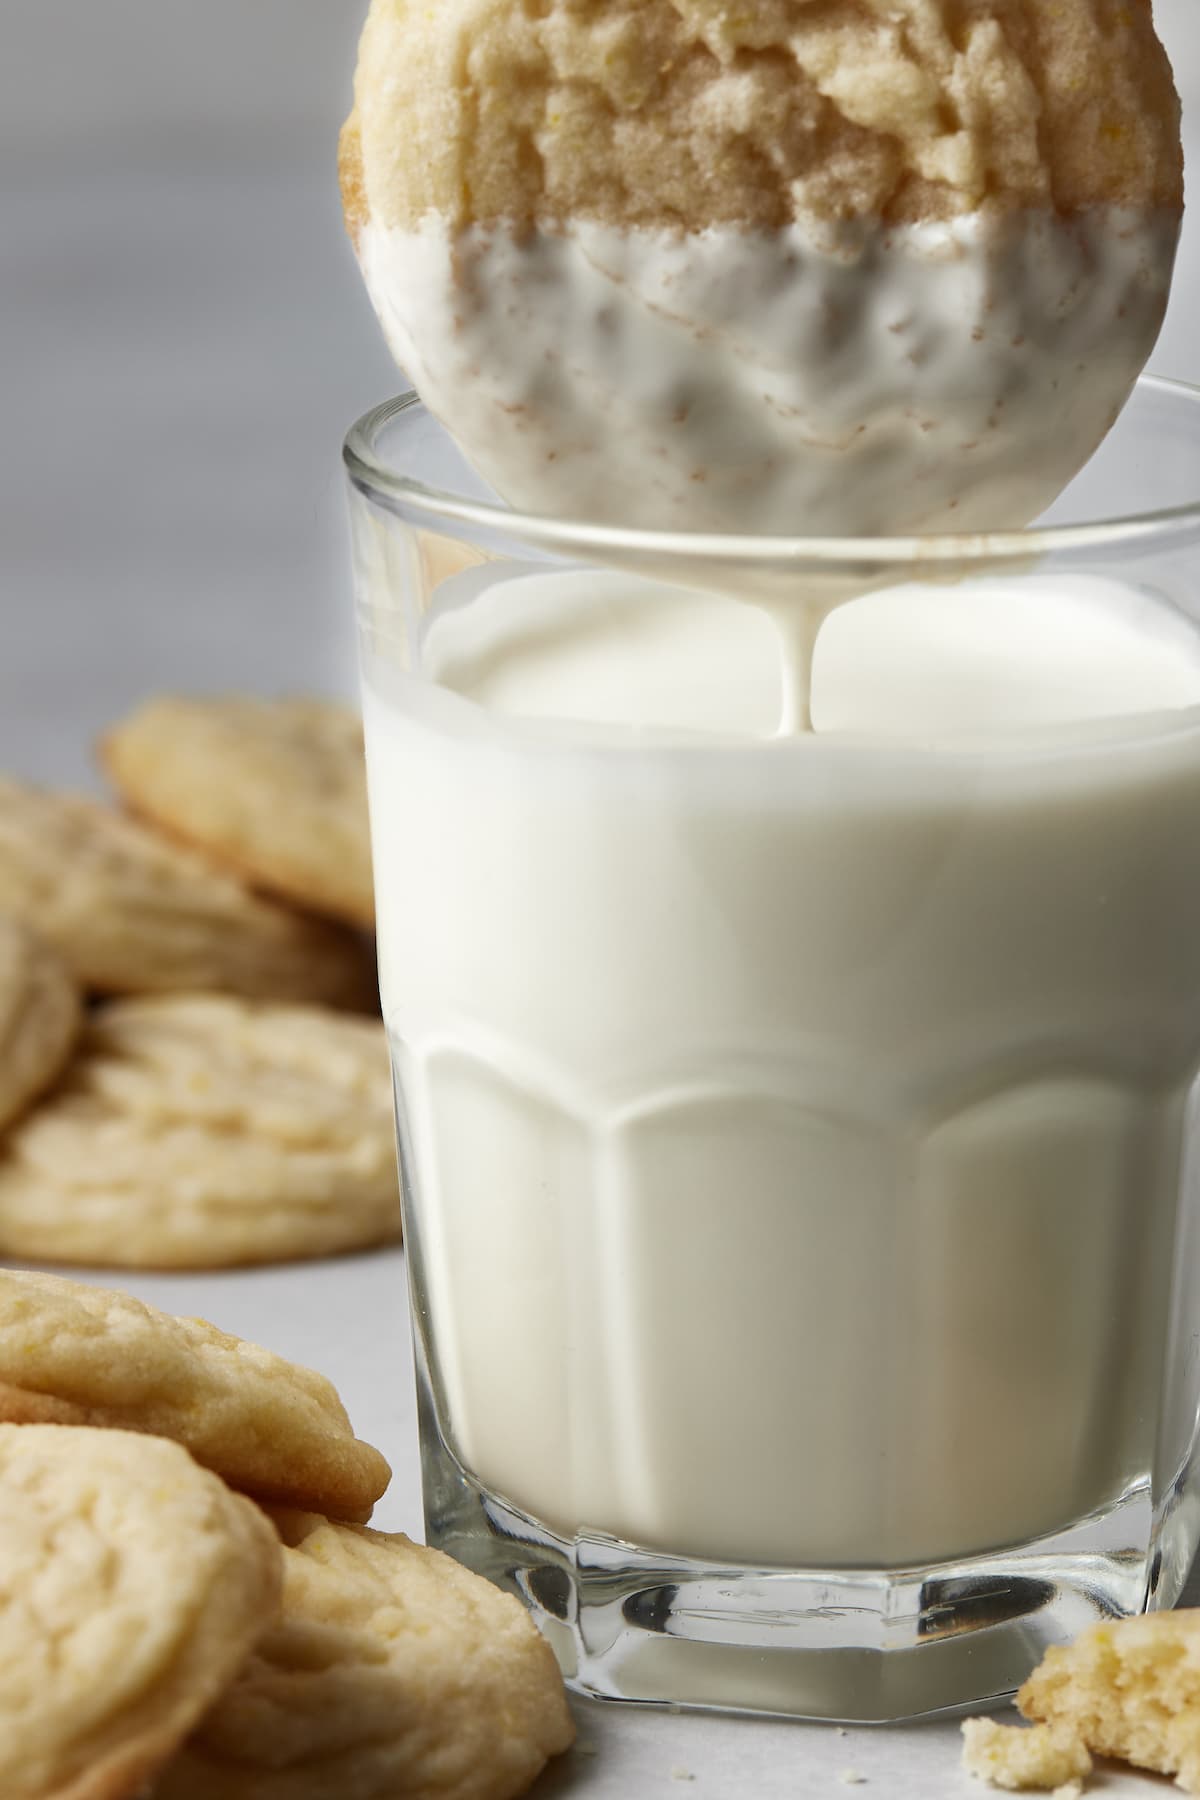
top-left (344, 0), bottom-right (1181, 536)
top-left (0, 994), bottom-right (401, 1269)
top-left (157, 1511), bottom-right (575, 1800)
top-left (0, 1422), bottom-right (280, 1800)
top-left (0, 1270), bottom-right (391, 1522)
top-left (0, 917), bottom-right (81, 1133)
top-left (0, 778), bottom-right (375, 1007)
top-left (101, 696), bottom-right (375, 930)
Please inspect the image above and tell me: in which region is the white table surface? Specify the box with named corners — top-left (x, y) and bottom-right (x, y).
top-left (3, 5), bottom-right (1199, 1793)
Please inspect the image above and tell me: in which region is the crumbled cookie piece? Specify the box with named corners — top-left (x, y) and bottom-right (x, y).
top-left (1019, 1610), bottom-right (1200, 1794)
top-left (961, 1717), bottom-right (1091, 1792)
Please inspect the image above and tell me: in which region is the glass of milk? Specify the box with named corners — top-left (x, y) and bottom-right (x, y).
top-left (346, 376), bottom-right (1200, 1722)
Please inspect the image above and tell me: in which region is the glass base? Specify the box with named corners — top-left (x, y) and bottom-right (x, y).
top-left (420, 1391), bottom-right (1199, 1721)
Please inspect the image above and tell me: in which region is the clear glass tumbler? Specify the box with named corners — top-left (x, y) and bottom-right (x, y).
top-left (346, 377), bottom-right (1200, 1723)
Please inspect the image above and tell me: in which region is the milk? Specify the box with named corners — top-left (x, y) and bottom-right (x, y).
top-left (362, 564), bottom-right (1200, 1571)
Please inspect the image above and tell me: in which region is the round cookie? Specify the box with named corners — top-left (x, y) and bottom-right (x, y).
top-left (0, 917), bottom-right (82, 1134)
top-left (156, 1511), bottom-right (575, 1800)
top-left (0, 777), bottom-right (376, 1009)
top-left (0, 1422), bottom-right (281, 1800)
top-left (0, 995), bottom-right (401, 1269)
top-left (100, 696), bottom-right (375, 930)
top-left (345, 0), bottom-right (1183, 536)
top-left (0, 1270), bottom-right (392, 1521)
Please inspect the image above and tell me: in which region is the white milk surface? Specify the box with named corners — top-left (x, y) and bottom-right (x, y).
top-left (364, 566), bottom-right (1200, 1570)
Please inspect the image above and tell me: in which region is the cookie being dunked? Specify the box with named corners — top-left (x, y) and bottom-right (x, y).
top-left (344, 0), bottom-right (1182, 537)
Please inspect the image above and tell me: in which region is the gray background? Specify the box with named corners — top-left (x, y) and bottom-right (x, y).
top-left (2, 5), bottom-right (1199, 1793)
top-left (3, 2), bottom-right (1199, 784)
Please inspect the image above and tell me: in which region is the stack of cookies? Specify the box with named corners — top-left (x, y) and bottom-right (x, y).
top-left (0, 695), bottom-right (402, 1269)
top-left (0, 1268), bottom-right (575, 1800)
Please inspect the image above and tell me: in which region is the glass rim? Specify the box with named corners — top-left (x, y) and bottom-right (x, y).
top-left (343, 374), bottom-right (1200, 568)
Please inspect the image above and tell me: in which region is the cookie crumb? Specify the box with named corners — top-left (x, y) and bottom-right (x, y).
top-left (838, 1772), bottom-right (866, 1786)
top-left (1018, 1610), bottom-right (1200, 1793)
top-left (961, 1718), bottom-right (1091, 1791)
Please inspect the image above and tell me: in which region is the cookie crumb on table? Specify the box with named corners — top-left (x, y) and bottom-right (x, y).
top-left (1018, 1610), bottom-right (1200, 1794)
top-left (961, 1718), bottom-right (1090, 1791)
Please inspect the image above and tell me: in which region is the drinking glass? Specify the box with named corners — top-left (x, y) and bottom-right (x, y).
top-left (346, 376), bottom-right (1200, 1722)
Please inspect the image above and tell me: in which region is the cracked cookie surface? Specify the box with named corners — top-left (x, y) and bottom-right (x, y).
top-left (156, 1510), bottom-right (575, 1800)
top-left (0, 1270), bottom-right (391, 1520)
top-left (101, 697), bottom-right (374, 930)
top-left (0, 916), bottom-right (82, 1133)
top-left (0, 778), bottom-right (375, 1008)
top-left (0, 1421), bottom-right (281, 1800)
top-left (0, 995), bottom-right (401, 1269)
top-left (348, 0), bottom-right (1182, 235)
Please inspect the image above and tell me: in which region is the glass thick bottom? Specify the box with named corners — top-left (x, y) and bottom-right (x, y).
top-left (418, 1365), bottom-right (1200, 1722)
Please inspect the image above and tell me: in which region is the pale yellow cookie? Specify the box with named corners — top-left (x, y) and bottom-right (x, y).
top-left (156, 1511), bottom-right (575, 1800)
top-left (101, 696), bottom-right (374, 929)
top-left (0, 1421), bottom-right (281, 1800)
top-left (0, 994), bottom-right (401, 1269)
top-left (0, 1270), bottom-right (391, 1521)
top-left (961, 1717), bottom-right (1091, 1792)
top-left (0, 777), bottom-right (376, 1008)
top-left (0, 916), bottom-right (82, 1133)
top-left (1019, 1609), bottom-right (1200, 1793)
top-left (349, 0), bottom-right (1182, 235)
